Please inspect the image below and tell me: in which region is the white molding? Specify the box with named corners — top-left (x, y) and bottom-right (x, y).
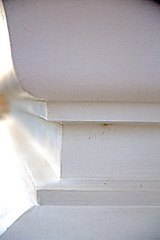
top-left (1, 0), bottom-right (160, 238)
top-left (2, 117), bottom-right (160, 208)
top-left (47, 102), bottom-right (160, 123)
top-left (11, 96), bottom-right (160, 123)
top-left (38, 178), bottom-right (160, 206)
top-left (10, 107), bottom-right (160, 179)
top-left (1, 103), bottom-right (160, 240)
top-left (2, 0), bottom-right (160, 103)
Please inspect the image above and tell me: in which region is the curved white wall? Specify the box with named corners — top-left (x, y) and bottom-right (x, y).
top-left (3, 0), bottom-right (160, 102)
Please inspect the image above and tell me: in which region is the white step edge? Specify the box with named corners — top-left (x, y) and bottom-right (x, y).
top-left (37, 178), bottom-right (160, 206)
top-left (10, 96), bottom-right (160, 123)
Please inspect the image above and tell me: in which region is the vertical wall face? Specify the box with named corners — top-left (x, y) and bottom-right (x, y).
top-left (61, 122), bottom-right (160, 178)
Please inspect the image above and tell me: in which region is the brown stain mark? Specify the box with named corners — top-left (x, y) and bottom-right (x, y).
top-left (103, 124), bottom-right (109, 127)
top-left (0, 93), bottom-right (8, 115)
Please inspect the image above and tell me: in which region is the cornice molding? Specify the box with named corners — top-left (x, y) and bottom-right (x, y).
top-left (2, 0), bottom-right (160, 103)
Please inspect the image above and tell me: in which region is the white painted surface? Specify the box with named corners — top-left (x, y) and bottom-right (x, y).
top-left (10, 108), bottom-right (160, 179)
top-left (1, 116), bottom-right (160, 239)
top-left (2, 115), bottom-right (160, 206)
top-left (8, 117), bottom-right (58, 188)
top-left (38, 179), bottom-right (160, 206)
top-left (1, 206), bottom-right (160, 240)
top-left (1, 106), bottom-right (158, 239)
top-left (11, 110), bottom-right (62, 178)
top-left (0, 1), bottom-right (19, 96)
top-left (1, 0), bottom-right (160, 238)
top-left (10, 96), bottom-right (47, 119)
top-left (47, 102), bottom-right (160, 123)
top-left (0, 118), bottom-right (37, 235)
top-left (0, 1), bottom-right (13, 83)
top-left (10, 96), bottom-right (160, 123)
top-left (3, 0), bottom-right (160, 102)
top-left (62, 122), bottom-right (160, 178)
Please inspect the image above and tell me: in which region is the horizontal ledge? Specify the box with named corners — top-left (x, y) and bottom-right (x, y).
top-left (38, 178), bottom-right (160, 206)
top-left (38, 178), bottom-right (160, 191)
top-left (47, 102), bottom-right (160, 123)
top-left (11, 98), bottom-right (160, 123)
